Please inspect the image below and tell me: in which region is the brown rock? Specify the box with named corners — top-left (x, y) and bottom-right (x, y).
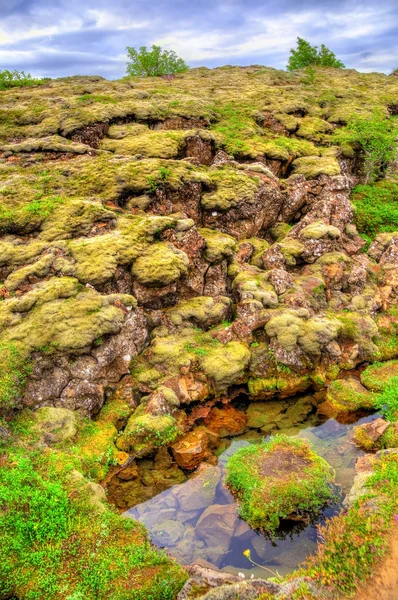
top-left (172, 429), bottom-right (210, 470)
top-left (203, 406), bottom-right (247, 438)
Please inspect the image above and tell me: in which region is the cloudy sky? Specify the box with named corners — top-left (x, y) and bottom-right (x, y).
top-left (0, 0), bottom-right (397, 79)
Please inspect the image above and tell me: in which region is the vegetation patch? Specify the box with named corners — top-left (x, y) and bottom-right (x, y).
top-left (225, 434), bottom-right (334, 533)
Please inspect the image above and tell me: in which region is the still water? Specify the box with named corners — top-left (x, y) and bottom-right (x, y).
top-left (125, 401), bottom-right (378, 578)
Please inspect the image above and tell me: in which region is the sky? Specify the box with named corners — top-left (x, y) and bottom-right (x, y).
top-left (0, 0), bottom-right (397, 79)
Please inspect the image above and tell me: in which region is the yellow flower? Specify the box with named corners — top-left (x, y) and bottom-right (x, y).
top-left (243, 549), bottom-right (251, 558)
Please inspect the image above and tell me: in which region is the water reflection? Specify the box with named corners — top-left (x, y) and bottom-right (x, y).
top-left (125, 408), bottom-right (378, 577)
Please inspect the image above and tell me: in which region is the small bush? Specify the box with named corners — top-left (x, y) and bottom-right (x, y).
top-left (0, 69), bottom-right (44, 91)
top-left (352, 179), bottom-right (398, 240)
top-left (335, 110), bottom-right (398, 183)
top-left (287, 38), bottom-right (345, 71)
top-left (126, 45), bottom-right (188, 77)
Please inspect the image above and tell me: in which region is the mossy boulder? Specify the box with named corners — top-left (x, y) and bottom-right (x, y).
top-left (32, 407), bottom-right (78, 444)
top-left (199, 340), bottom-right (250, 391)
top-left (292, 155), bottom-right (340, 178)
top-left (325, 378), bottom-right (377, 414)
top-left (360, 360), bottom-right (398, 392)
top-left (131, 242), bottom-right (189, 287)
top-left (353, 419), bottom-right (398, 451)
top-left (226, 435), bottom-right (334, 532)
top-left (199, 227), bottom-right (237, 263)
top-left (116, 406), bottom-right (181, 455)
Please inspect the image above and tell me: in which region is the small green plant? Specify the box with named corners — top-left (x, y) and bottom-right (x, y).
top-left (287, 38), bottom-right (345, 71)
top-left (76, 94), bottom-right (117, 104)
top-left (335, 111), bottom-right (398, 183)
top-left (375, 376), bottom-right (398, 421)
top-left (302, 65), bottom-right (317, 85)
top-left (146, 166), bottom-right (171, 192)
top-left (25, 195), bottom-right (63, 218)
top-left (126, 45), bottom-right (188, 77)
top-left (211, 103), bottom-right (251, 155)
top-left (0, 69), bottom-right (44, 90)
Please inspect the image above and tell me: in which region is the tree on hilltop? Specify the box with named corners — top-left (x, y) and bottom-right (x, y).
top-left (287, 37), bottom-right (345, 71)
top-left (126, 45), bottom-right (188, 77)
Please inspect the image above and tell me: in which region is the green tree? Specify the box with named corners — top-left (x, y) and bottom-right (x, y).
top-left (0, 69), bottom-right (43, 90)
top-left (287, 37), bottom-right (345, 71)
top-left (126, 45), bottom-right (188, 77)
top-left (334, 110), bottom-right (397, 183)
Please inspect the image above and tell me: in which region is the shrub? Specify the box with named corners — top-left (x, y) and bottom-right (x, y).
top-left (335, 110), bottom-right (397, 183)
top-left (351, 179), bottom-right (398, 240)
top-left (0, 69), bottom-right (43, 90)
top-left (126, 45), bottom-right (188, 77)
top-left (287, 38), bottom-right (345, 71)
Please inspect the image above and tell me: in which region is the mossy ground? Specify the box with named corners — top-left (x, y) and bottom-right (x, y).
top-left (0, 415), bottom-right (187, 600)
top-left (225, 434), bottom-right (334, 533)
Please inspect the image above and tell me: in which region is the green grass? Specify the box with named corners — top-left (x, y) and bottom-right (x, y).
top-left (0, 442), bottom-right (186, 599)
top-left (352, 179), bottom-right (398, 241)
top-left (0, 69), bottom-right (45, 91)
top-left (300, 451), bottom-right (398, 596)
top-left (375, 375), bottom-right (398, 422)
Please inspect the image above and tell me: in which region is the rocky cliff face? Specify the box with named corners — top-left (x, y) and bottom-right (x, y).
top-left (0, 65), bottom-right (397, 600)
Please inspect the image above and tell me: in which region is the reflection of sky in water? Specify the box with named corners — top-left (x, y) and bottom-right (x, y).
top-left (125, 411), bottom-right (378, 578)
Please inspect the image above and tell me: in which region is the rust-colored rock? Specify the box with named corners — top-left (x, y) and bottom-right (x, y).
top-left (203, 405), bottom-right (247, 438)
top-left (172, 429), bottom-right (211, 470)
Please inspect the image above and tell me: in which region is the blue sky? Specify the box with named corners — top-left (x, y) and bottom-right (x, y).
top-left (0, 0), bottom-right (396, 79)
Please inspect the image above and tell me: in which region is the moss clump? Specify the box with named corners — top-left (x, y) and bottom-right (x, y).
top-left (300, 221), bottom-right (341, 240)
top-left (201, 166), bottom-right (261, 211)
top-left (292, 155), bottom-right (340, 178)
top-left (325, 378), bottom-right (377, 413)
top-left (226, 434), bottom-right (334, 532)
top-left (199, 227), bottom-right (236, 263)
top-left (0, 280), bottom-right (134, 356)
top-left (199, 340), bottom-right (250, 391)
top-left (166, 295), bottom-right (231, 329)
top-left (131, 242), bottom-right (189, 286)
top-left (0, 342), bottom-right (32, 412)
top-left (116, 408), bottom-right (181, 455)
top-left (361, 360), bottom-right (398, 392)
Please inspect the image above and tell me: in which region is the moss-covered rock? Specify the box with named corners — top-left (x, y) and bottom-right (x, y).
top-left (325, 377), bottom-right (377, 413)
top-left (131, 242), bottom-right (189, 287)
top-left (199, 227), bottom-right (236, 263)
top-left (116, 405), bottom-right (182, 455)
top-left (199, 340), bottom-right (251, 391)
top-left (292, 155), bottom-right (340, 178)
top-left (360, 360), bottom-right (398, 392)
top-left (226, 435), bottom-right (334, 532)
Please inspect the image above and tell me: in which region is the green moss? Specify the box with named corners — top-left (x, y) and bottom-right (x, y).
top-left (326, 378), bottom-right (377, 413)
top-left (361, 360), bottom-right (398, 391)
top-left (0, 279), bottom-right (134, 356)
top-left (226, 434), bottom-right (334, 532)
top-left (292, 155), bottom-right (340, 178)
top-left (131, 242), bottom-right (189, 286)
top-left (201, 166), bottom-right (261, 211)
top-left (166, 295), bottom-right (231, 329)
top-left (300, 221), bottom-right (341, 240)
top-left (0, 449), bottom-right (186, 600)
top-left (116, 408), bottom-right (181, 455)
top-left (295, 116), bottom-right (333, 140)
top-left (0, 341), bottom-right (32, 412)
top-left (199, 340), bottom-right (250, 391)
top-left (199, 227), bottom-right (236, 263)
